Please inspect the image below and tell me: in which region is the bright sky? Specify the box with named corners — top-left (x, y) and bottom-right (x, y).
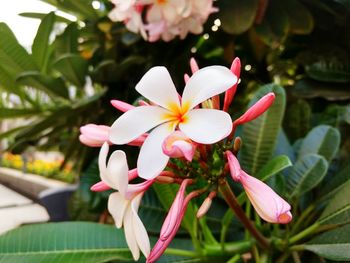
top-left (0, 0), bottom-right (58, 47)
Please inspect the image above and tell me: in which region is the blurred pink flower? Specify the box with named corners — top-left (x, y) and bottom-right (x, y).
top-left (226, 151), bottom-right (292, 224)
top-left (79, 124), bottom-right (110, 147)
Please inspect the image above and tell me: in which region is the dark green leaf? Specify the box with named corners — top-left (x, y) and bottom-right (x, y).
top-left (319, 180), bottom-right (350, 225)
top-left (298, 125), bottom-right (340, 162)
top-left (0, 108), bottom-right (44, 119)
top-left (0, 222), bottom-right (133, 262)
top-left (218, 0), bottom-right (259, 35)
top-left (285, 0), bottom-right (314, 34)
top-left (240, 84), bottom-right (286, 175)
top-left (305, 224), bottom-right (350, 260)
top-left (287, 154), bottom-right (328, 198)
top-left (19, 12), bottom-right (72, 23)
top-left (256, 155), bottom-right (292, 180)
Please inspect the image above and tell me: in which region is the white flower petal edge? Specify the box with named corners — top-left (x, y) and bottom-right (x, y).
top-left (108, 192), bottom-right (128, 228)
top-left (107, 149), bottom-right (129, 196)
top-left (135, 67), bottom-right (180, 111)
top-left (131, 193), bottom-right (151, 257)
top-left (99, 143), bottom-right (118, 189)
top-left (181, 66), bottom-right (238, 110)
top-left (179, 109), bottom-right (233, 144)
top-left (124, 205), bottom-right (141, 261)
top-left (110, 106), bottom-right (170, 144)
top-left (137, 123), bottom-right (176, 180)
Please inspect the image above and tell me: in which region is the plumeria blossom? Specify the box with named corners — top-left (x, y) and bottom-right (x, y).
top-left (223, 57), bottom-right (241, 112)
top-left (162, 131), bottom-right (197, 161)
top-left (226, 151), bottom-right (292, 224)
top-left (110, 66), bottom-right (237, 180)
top-left (97, 142), bottom-right (152, 260)
top-left (108, 0), bottom-right (216, 41)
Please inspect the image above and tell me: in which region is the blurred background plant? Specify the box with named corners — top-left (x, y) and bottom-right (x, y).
top-left (0, 0), bottom-right (350, 262)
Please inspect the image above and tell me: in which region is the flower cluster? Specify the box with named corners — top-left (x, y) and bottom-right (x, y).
top-left (80, 58), bottom-right (292, 262)
top-left (108, 0), bottom-right (216, 42)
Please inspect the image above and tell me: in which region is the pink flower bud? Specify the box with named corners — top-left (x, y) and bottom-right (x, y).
top-left (147, 179), bottom-right (192, 263)
top-left (79, 124), bottom-right (110, 147)
top-left (226, 151), bottom-right (292, 224)
top-left (234, 92), bottom-right (275, 126)
top-left (190, 58), bottom-right (199, 73)
top-left (196, 192), bottom-right (216, 218)
top-left (223, 57), bottom-right (241, 112)
top-left (111, 100), bottom-right (135, 112)
top-left (162, 131), bottom-right (197, 161)
top-left (90, 181), bottom-right (111, 192)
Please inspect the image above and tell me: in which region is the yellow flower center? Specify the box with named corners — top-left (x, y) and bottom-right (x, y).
top-left (156, 0), bottom-right (167, 4)
top-left (163, 102), bottom-right (190, 125)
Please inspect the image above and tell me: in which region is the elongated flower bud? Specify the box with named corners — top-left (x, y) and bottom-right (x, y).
top-left (111, 100), bottom-right (135, 112)
top-left (79, 124), bottom-right (110, 147)
top-left (233, 92), bottom-right (275, 126)
top-left (226, 151), bottom-right (292, 224)
top-left (223, 57), bottom-right (241, 112)
top-left (197, 192), bottom-right (216, 218)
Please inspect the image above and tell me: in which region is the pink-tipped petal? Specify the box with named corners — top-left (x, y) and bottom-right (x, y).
top-left (162, 131), bottom-right (196, 161)
top-left (223, 58), bottom-right (241, 112)
top-left (125, 180), bottom-right (154, 200)
top-left (184, 73), bottom-right (190, 83)
top-left (110, 106), bottom-right (170, 145)
top-left (181, 66), bottom-right (237, 110)
top-left (90, 181), bottom-right (111, 192)
top-left (137, 123), bottom-right (175, 180)
top-left (135, 66), bottom-right (180, 110)
top-left (234, 92), bottom-right (275, 126)
top-left (179, 109), bottom-right (232, 144)
top-left (241, 171), bottom-right (292, 224)
top-left (79, 135), bottom-right (104, 147)
top-left (111, 100), bottom-right (135, 112)
top-left (226, 151), bottom-right (242, 181)
top-left (108, 192), bottom-right (129, 228)
top-left (128, 168), bottom-right (139, 181)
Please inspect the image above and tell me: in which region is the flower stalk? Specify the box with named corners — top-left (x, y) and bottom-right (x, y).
top-left (219, 179), bottom-right (270, 250)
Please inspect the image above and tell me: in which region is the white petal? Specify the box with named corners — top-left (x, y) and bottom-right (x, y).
top-left (137, 123), bottom-right (175, 180)
top-left (98, 143), bottom-right (117, 190)
top-left (107, 150), bottom-right (129, 196)
top-left (110, 106), bottom-right (170, 144)
top-left (179, 109), bottom-right (232, 144)
top-left (131, 194), bottom-right (151, 258)
top-left (135, 67), bottom-right (180, 111)
top-left (108, 192), bottom-right (129, 228)
top-left (181, 66), bottom-right (237, 110)
top-left (124, 205), bottom-right (140, 261)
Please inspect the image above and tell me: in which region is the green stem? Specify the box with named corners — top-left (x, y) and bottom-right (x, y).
top-left (290, 204), bottom-right (315, 235)
top-left (289, 222), bottom-right (320, 245)
top-left (227, 254), bottom-right (241, 263)
top-left (164, 248), bottom-right (198, 257)
top-left (205, 240), bottom-right (253, 256)
top-left (219, 179), bottom-right (270, 250)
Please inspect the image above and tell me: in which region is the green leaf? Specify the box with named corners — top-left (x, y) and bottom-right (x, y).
top-left (285, 0), bottom-right (314, 34)
top-left (240, 84), bottom-right (286, 175)
top-left (19, 12), bottom-right (72, 23)
top-left (287, 154), bottom-right (328, 198)
top-left (318, 180), bottom-right (350, 225)
top-left (0, 108), bottom-right (43, 119)
top-left (304, 224), bottom-right (350, 261)
top-left (319, 164), bottom-right (350, 202)
top-left (256, 155), bottom-right (292, 180)
top-left (16, 71), bottom-right (69, 99)
top-left (298, 125), bottom-right (340, 162)
top-left (0, 222), bottom-right (132, 262)
top-left (0, 23), bottom-right (37, 76)
top-left (54, 22), bottom-right (79, 55)
top-left (218, 0), bottom-right (259, 35)
top-left (53, 54), bottom-right (88, 87)
top-left (32, 12), bottom-right (55, 72)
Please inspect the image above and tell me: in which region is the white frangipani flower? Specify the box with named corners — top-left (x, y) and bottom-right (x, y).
top-left (98, 143), bottom-right (151, 260)
top-left (110, 66), bottom-right (237, 180)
